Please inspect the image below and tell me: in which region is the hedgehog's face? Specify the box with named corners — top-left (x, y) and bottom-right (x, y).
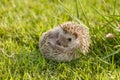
top-left (61, 29), bottom-right (78, 48)
top-left (48, 27), bottom-right (78, 48)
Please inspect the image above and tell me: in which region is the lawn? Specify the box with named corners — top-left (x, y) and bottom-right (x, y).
top-left (0, 0), bottom-right (120, 80)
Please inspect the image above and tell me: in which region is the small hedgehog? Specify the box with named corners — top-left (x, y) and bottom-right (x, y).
top-left (39, 21), bottom-right (90, 61)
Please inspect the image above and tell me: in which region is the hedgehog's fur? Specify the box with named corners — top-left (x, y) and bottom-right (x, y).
top-left (60, 22), bottom-right (90, 54)
top-left (39, 21), bottom-right (90, 61)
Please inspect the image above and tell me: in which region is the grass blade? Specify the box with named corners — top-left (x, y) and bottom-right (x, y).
top-left (102, 49), bottom-right (120, 59)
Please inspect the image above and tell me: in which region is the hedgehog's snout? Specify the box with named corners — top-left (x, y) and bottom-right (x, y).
top-left (55, 34), bottom-right (69, 48)
top-left (56, 39), bottom-right (68, 47)
top-left (56, 40), bottom-right (61, 46)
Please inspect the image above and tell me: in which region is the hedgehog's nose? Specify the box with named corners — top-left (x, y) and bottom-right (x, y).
top-left (56, 40), bottom-right (61, 46)
top-left (56, 39), bottom-right (68, 47)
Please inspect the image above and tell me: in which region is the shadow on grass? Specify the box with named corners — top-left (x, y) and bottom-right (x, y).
top-left (6, 42), bottom-right (119, 79)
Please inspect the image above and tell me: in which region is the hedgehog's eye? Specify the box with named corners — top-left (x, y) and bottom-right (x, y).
top-left (67, 38), bottom-right (72, 42)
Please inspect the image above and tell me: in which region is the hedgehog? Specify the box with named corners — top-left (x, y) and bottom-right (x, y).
top-left (39, 21), bottom-right (90, 62)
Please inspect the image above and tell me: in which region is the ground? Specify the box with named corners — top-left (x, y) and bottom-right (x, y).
top-left (0, 0), bottom-right (120, 80)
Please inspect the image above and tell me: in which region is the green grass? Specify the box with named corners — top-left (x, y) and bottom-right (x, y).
top-left (0, 0), bottom-right (120, 80)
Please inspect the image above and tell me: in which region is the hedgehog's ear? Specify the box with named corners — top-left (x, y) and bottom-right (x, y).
top-left (73, 33), bottom-right (78, 38)
top-left (63, 29), bottom-right (67, 34)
